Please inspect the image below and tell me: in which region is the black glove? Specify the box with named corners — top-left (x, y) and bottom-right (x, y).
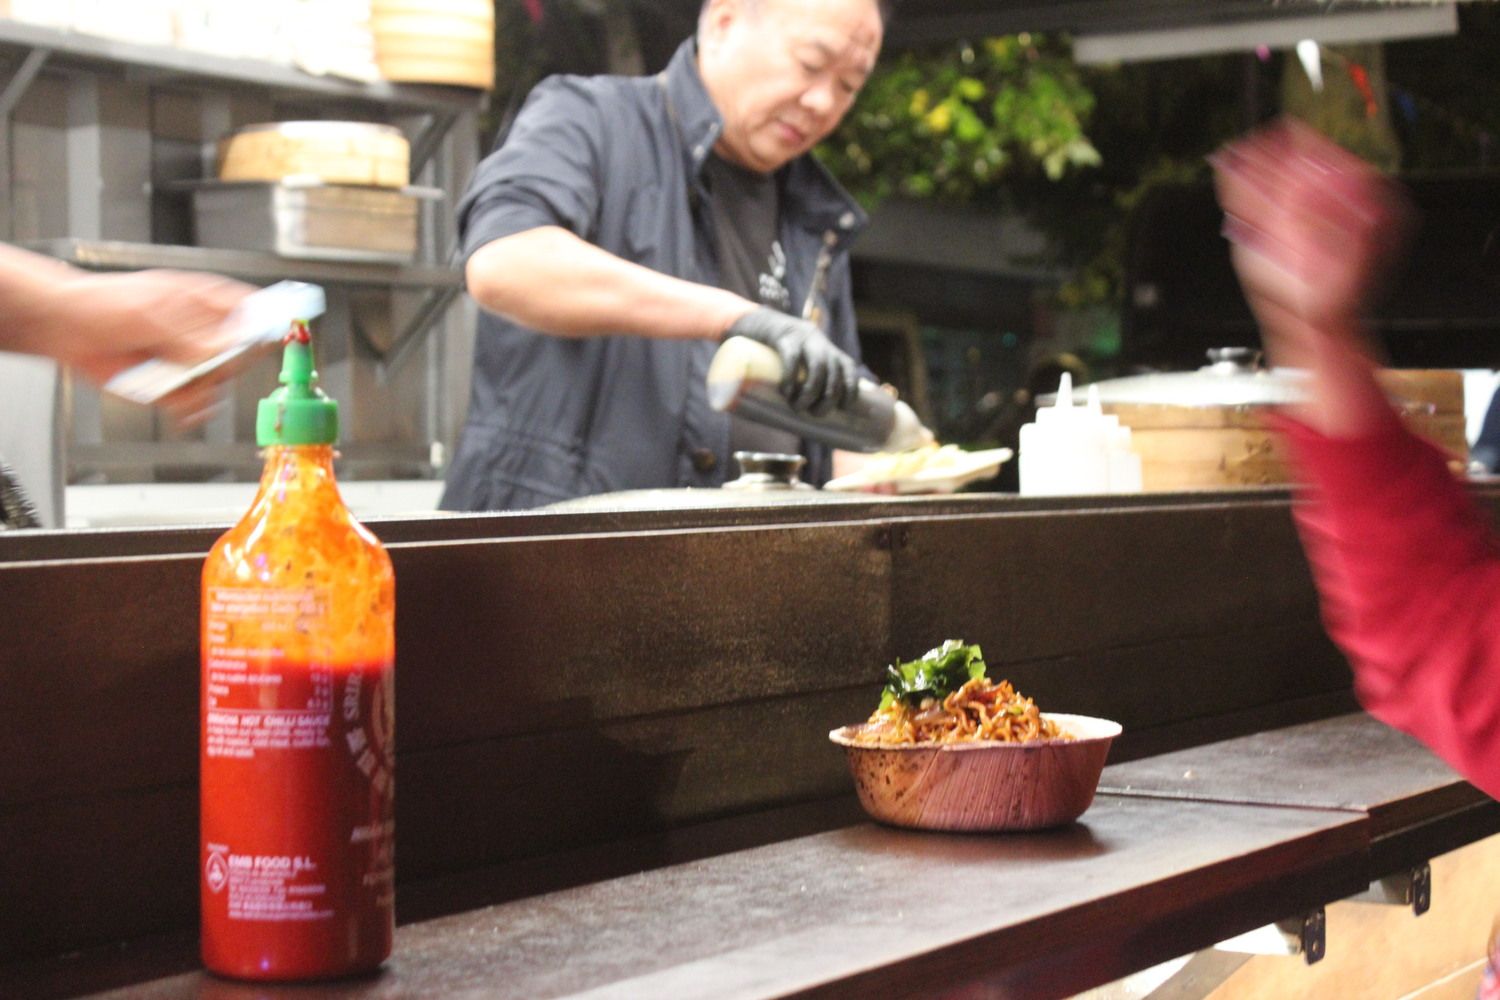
top-left (724, 307), bottom-right (859, 416)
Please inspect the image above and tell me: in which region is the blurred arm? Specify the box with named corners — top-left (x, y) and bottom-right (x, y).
top-left (1216, 120), bottom-right (1500, 797)
top-left (0, 243), bottom-right (252, 385)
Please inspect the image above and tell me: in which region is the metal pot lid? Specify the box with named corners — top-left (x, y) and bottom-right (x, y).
top-left (721, 451), bottom-right (814, 492)
top-left (1071, 348), bottom-right (1308, 409)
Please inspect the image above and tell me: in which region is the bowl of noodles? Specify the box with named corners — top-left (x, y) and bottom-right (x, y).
top-left (829, 641), bottom-right (1121, 832)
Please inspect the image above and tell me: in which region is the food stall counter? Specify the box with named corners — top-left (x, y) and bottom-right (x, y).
top-left (1100, 712), bottom-right (1500, 876)
top-left (72, 795), bottom-right (1366, 1000)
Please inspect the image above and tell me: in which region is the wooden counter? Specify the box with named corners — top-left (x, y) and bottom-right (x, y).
top-left (3, 490), bottom-right (1499, 997)
top-left (1, 713), bottom-right (1490, 1000)
top-left (1100, 713), bottom-right (1500, 876)
top-left (75, 797), bottom-right (1365, 1000)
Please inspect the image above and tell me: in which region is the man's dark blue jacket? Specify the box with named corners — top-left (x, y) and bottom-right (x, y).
top-left (440, 38), bottom-right (868, 512)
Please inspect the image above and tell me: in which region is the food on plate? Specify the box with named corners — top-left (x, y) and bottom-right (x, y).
top-left (854, 443), bottom-right (971, 481)
top-left (862, 442), bottom-right (964, 479)
top-left (822, 443), bottom-right (1012, 493)
top-left (848, 640), bottom-right (1068, 746)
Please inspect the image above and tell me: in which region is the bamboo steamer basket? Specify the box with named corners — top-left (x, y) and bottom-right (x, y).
top-left (370, 0), bottom-right (494, 90)
top-left (217, 122), bottom-right (410, 189)
top-left (1087, 350), bottom-right (1468, 492)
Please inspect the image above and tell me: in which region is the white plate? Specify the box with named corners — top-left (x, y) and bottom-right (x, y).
top-left (824, 447), bottom-right (1013, 494)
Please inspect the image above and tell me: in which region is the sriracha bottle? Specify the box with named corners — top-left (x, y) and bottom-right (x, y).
top-left (200, 323), bottom-right (395, 980)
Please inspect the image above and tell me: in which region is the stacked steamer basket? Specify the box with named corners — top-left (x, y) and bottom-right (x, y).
top-left (370, 0), bottom-right (495, 90)
top-left (191, 122), bottom-right (440, 264)
top-left (1089, 350), bottom-right (1468, 492)
top-left (1376, 368), bottom-right (1470, 472)
top-left (217, 122), bottom-right (411, 190)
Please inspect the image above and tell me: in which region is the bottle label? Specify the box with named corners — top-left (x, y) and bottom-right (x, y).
top-left (201, 586), bottom-right (394, 974)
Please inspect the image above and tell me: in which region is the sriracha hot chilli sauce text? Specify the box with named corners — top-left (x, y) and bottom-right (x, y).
top-left (200, 322), bottom-right (396, 980)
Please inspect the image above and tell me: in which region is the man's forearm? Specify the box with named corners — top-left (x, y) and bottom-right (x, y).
top-left (466, 226), bottom-right (753, 340)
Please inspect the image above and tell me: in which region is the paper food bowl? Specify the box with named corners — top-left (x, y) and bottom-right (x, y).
top-left (828, 713), bottom-right (1122, 832)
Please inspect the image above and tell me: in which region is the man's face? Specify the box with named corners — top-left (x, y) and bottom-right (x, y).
top-left (698, 0), bottom-right (882, 174)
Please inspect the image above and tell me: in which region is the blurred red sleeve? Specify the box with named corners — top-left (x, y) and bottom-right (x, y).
top-left (1275, 366), bottom-right (1500, 798)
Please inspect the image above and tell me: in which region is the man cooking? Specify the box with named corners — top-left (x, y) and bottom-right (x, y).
top-left (440, 0), bottom-right (890, 511)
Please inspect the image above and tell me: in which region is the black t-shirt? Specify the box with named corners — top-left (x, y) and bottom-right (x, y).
top-left (703, 154), bottom-right (801, 460)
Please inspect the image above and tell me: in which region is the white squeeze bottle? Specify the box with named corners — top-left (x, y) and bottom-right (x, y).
top-left (1087, 385), bottom-right (1143, 493)
top-left (1019, 374), bottom-right (1132, 496)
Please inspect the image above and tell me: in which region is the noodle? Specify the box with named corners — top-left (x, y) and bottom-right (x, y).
top-left (852, 677), bottom-right (1068, 746)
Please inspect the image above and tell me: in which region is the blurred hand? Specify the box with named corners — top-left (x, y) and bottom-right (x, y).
top-left (55, 269), bottom-right (256, 424)
top-left (724, 306), bottom-right (859, 415)
top-left (1211, 119), bottom-right (1412, 367)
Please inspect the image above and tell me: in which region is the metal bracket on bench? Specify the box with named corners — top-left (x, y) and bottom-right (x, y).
top-left (1214, 908), bottom-right (1326, 965)
top-left (1075, 912), bottom-right (1328, 1000)
top-left (1351, 863), bottom-right (1431, 916)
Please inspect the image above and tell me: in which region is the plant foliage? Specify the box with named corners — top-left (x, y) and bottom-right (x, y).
top-left (818, 36), bottom-right (1101, 207)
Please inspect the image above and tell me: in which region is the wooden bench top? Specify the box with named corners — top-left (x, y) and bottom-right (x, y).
top-left (80, 795), bottom-right (1365, 1000)
top-left (15, 715), bottom-right (1492, 1000)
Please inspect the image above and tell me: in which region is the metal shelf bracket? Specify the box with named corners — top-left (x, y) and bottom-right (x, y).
top-left (1350, 863), bottom-right (1432, 916)
top-left (1214, 908), bottom-right (1326, 965)
top-left (410, 111), bottom-right (460, 178)
top-left (0, 44), bottom-right (48, 116)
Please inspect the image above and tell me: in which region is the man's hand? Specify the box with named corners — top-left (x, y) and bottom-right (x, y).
top-left (724, 307), bottom-right (858, 415)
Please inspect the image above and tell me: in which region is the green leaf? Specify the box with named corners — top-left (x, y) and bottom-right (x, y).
top-left (953, 104), bottom-right (987, 143)
top-left (879, 640), bottom-right (989, 708)
top-left (817, 32), bottom-right (1102, 209)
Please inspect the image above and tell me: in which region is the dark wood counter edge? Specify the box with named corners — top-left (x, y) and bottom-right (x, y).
top-left (0, 702), bottom-right (1362, 998)
top-left (1097, 712), bottom-right (1500, 883)
top-left (1369, 799), bottom-right (1500, 876)
top-left (1099, 785), bottom-right (1500, 883)
top-left (6, 740), bottom-right (1480, 1000)
top-left (0, 796), bottom-right (871, 1000)
top-left (2, 711), bottom-right (1479, 999)
top-left (41, 799), bottom-right (1371, 1000)
top-left (8, 479), bottom-right (1500, 564)
top-left (806, 811), bottom-right (1369, 1000)
top-left (0, 486), bottom-right (1300, 562)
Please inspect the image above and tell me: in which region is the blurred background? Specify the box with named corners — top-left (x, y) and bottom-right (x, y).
top-left (0, 0), bottom-right (1496, 519)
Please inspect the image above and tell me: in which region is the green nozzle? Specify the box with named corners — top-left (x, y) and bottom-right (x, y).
top-left (256, 326), bottom-right (338, 446)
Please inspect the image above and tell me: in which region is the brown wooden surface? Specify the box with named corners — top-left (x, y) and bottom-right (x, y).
top-left (887, 501), bottom-right (1352, 730)
top-left (0, 521), bottom-right (891, 961)
top-left (1376, 369), bottom-right (1466, 416)
top-left (1101, 370), bottom-right (1470, 489)
top-left (1099, 713), bottom-right (1488, 834)
top-left (73, 796), bottom-right (1369, 1000)
top-left (1099, 712), bottom-right (1500, 876)
top-left (0, 797), bottom-right (869, 1000)
top-left (4, 488), bottom-right (1496, 969)
top-left (0, 487), bottom-right (1296, 563)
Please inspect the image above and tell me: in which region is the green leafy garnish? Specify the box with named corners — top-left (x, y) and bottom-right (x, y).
top-left (879, 640), bottom-right (988, 709)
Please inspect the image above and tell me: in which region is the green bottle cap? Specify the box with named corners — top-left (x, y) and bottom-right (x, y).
top-left (256, 322), bottom-right (338, 446)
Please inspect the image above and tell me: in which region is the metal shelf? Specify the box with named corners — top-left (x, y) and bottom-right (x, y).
top-left (27, 238), bottom-right (462, 289)
top-left (0, 18), bottom-right (483, 113)
top-left (0, 19), bottom-right (481, 521)
top-left (70, 441), bottom-right (436, 472)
